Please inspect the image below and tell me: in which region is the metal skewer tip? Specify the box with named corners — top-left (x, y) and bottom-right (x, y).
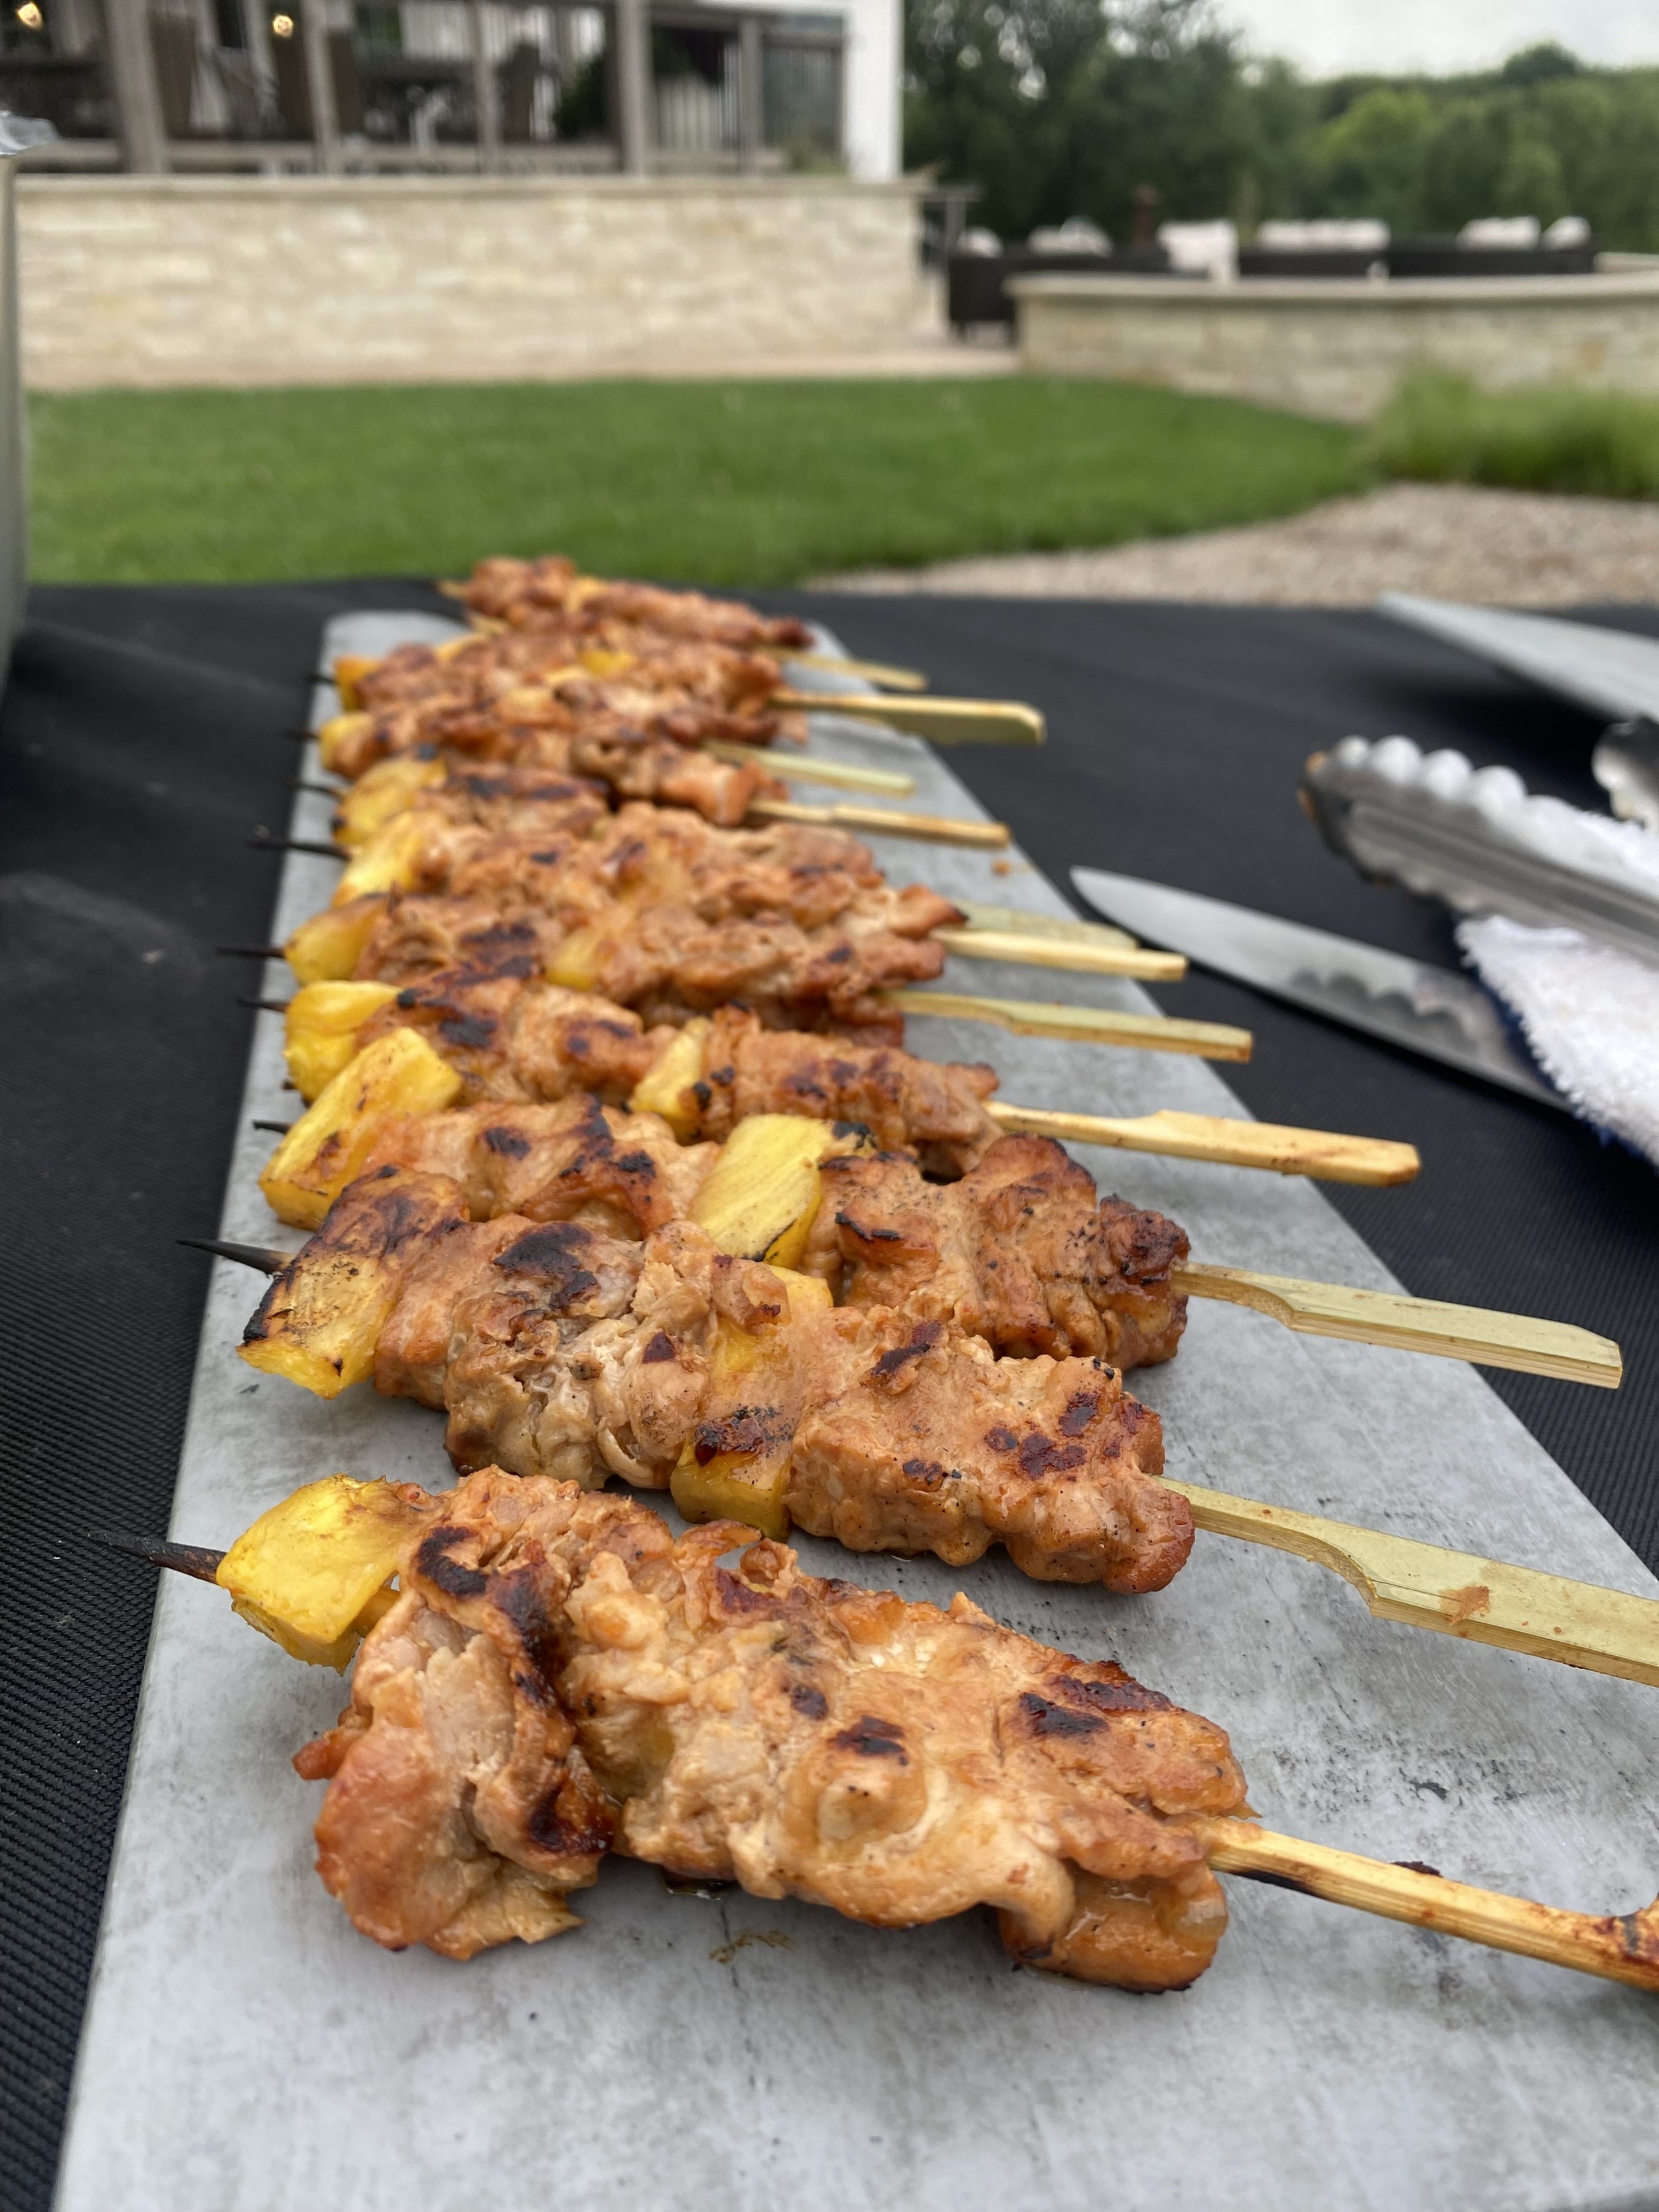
top-left (88, 1528), bottom-right (227, 1582)
top-left (237, 997), bottom-right (293, 1015)
top-left (248, 836), bottom-right (342, 859)
top-left (217, 945), bottom-right (287, 960)
top-left (177, 1236), bottom-right (291, 1275)
top-left (251, 1118), bottom-right (295, 1136)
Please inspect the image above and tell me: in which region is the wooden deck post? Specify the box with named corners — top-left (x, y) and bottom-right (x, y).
top-left (469, 0), bottom-right (502, 171)
top-left (104, 0), bottom-right (170, 173)
top-left (299, 0), bottom-right (341, 173)
top-left (613, 0), bottom-right (650, 173)
top-left (737, 13), bottom-right (762, 171)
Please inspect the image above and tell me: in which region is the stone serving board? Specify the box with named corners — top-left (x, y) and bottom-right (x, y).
top-left (54, 615), bottom-right (1659, 2212)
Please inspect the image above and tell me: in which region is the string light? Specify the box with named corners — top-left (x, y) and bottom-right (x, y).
top-left (15, 4), bottom-right (43, 28)
top-left (271, 11), bottom-right (294, 34)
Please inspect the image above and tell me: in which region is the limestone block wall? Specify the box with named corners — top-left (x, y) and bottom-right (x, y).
top-left (1013, 272), bottom-right (1659, 421)
top-left (17, 175), bottom-right (928, 390)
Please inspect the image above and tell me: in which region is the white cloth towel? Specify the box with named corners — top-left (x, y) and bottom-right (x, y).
top-left (1457, 914), bottom-right (1659, 1167)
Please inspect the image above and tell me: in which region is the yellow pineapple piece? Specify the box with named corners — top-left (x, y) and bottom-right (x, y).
top-left (627, 1018), bottom-right (711, 1140)
top-left (579, 648), bottom-right (635, 678)
top-left (241, 1162), bottom-right (464, 1396)
top-left (317, 708), bottom-right (373, 770)
top-left (330, 657), bottom-right (378, 711)
top-left (259, 1027), bottom-right (463, 1228)
top-left (284, 894), bottom-right (388, 985)
top-left (689, 1114), bottom-right (867, 1270)
top-left (216, 1475), bottom-right (434, 1668)
top-left (670, 1269), bottom-right (830, 1539)
top-left (545, 922), bottom-right (605, 992)
top-left (283, 979), bottom-right (401, 1100)
top-left (333, 810), bottom-right (431, 905)
top-left (334, 751), bottom-right (447, 849)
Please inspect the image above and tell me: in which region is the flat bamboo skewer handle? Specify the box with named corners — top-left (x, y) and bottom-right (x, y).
top-left (939, 926), bottom-right (1187, 981)
top-left (703, 739), bottom-right (918, 798)
top-left (989, 1104), bottom-right (1420, 1186)
top-left (885, 988), bottom-right (1253, 1061)
top-left (747, 797), bottom-right (1009, 849)
top-left (781, 651), bottom-right (928, 693)
top-left (1172, 1262), bottom-right (1623, 1386)
top-left (1191, 1814), bottom-right (1659, 1995)
top-left (1165, 1476), bottom-right (1659, 1683)
top-left (953, 899), bottom-right (1137, 951)
top-left (772, 690), bottom-right (1046, 746)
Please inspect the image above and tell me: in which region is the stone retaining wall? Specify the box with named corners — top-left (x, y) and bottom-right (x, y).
top-left (1013, 271), bottom-right (1659, 421)
top-left (18, 175), bottom-right (927, 390)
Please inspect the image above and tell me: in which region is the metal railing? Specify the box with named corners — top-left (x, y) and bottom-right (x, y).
top-left (12, 0), bottom-right (845, 175)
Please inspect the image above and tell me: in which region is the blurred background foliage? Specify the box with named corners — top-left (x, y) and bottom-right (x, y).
top-left (905, 1), bottom-right (1659, 248)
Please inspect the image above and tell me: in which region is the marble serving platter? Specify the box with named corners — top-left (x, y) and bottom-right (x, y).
top-left (55, 615), bottom-right (1659, 2212)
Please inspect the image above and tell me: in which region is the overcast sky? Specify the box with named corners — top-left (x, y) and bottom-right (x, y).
top-left (1218, 0), bottom-right (1659, 76)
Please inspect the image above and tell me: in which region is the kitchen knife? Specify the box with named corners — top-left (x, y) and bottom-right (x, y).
top-left (1070, 867), bottom-right (1563, 1110)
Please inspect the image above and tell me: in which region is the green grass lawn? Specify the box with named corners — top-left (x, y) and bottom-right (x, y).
top-left (28, 378), bottom-right (1364, 586)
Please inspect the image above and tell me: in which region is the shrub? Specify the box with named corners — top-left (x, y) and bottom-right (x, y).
top-left (1364, 371), bottom-right (1659, 500)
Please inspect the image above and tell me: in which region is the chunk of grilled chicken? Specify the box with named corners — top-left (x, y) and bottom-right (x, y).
top-left (352, 970), bottom-right (1003, 1171)
top-left (250, 1173), bottom-right (1190, 1589)
top-left (296, 1470), bottom-right (1243, 1983)
top-left (361, 1090), bottom-right (718, 1242)
top-left (340, 802), bottom-right (960, 1033)
top-left (806, 1136), bottom-right (1189, 1370)
top-left (329, 707), bottom-right (792, 822)
top-left (459, 555), bottom-right (815, 649)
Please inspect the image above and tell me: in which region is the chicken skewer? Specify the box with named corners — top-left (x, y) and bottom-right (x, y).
top-left (289, 757), bottom-right (1189, 1001)
top-left (98, 1471), bottom-right (1659, 1990)
top-left (190, 1127), bottom-right (1635, 1667)
top-left (261, 968), bottom-right (1415, 1187)
top-left (243, 1045), bottom-right (1604, 1386)
top-left (263, 796), bottom-right (1248, 1057)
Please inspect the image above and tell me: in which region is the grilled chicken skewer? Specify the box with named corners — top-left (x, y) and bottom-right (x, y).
top-left (99, 1473), bottom-right (1659, 1990)
top-left (265, 789), bottom-right (1244, 1054)
top-left (289, 758), bottom-right (1196, 997)
top-left (263, 970), bottom-right (1411, 1189)
top-left (194, 1124), bottom-right (1632, 1655)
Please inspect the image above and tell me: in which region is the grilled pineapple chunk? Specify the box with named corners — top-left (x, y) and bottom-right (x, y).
top-left (242, 1162), bottom-right (464, 1394)
top-left (216, 1475), bottom-right (433, 1668)
top-left (627, 1018), bottom-right (711, 1140)
top-left (329, 656), bottom-right (379, 713)
top-left (670, 1269), bottom-right (832, 1538)
top-left (284, 979), bottom-right (401, 1100)
top-left (545, 922), bottom-right (605, 992)
top-left (334, 751), bottom-right (447, 849)
top-left (689, 1114), bottom-right (864, 1270)
top-left (284, 894), bottom-right (387, 985)
top-left (260, 1027), bottom-right (463, 1228)
top-left (317, 708), bottom-right (372, 770)
top-left (333, 811), bottom-right (431, 905)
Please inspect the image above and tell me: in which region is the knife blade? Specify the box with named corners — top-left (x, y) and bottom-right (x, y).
top-left (1069, 867), bottom-right (1563, 1110)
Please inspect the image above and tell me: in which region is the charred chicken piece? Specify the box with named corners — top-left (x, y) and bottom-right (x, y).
top-left (458, 555), bottom-right (815, 648)
top-left (249, 1176), bottom-right (1191, 1591)
top-left (808, 1136), bottom-right (1189, 1369)
top-left (297, 1470), bottom-right (1243, 1983)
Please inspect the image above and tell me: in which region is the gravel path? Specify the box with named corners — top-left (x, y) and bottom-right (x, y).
top-left (815, 482), bottom-right (1659, 603)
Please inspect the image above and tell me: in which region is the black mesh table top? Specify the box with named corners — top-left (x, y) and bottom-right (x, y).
top-left (3, 581), bottom-right (1654, 2209)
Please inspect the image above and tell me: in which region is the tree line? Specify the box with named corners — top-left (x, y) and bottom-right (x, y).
top-left (906, 1), bottom-right (1659, 250)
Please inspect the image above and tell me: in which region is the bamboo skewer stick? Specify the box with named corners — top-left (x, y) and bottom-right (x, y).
top-left (746, 796), bottom-right (1010, 850)
top-left (953, 899), bottom-right (1137, 950)
top-left (770, 690), bottom-right (1045, 746)
top-left (779, 651), bottom-right (928, 692)
top-left (1192, 1816), bottom-right (1659, 1995)
top-left (1172, 1263), bottom-right (1623, 1388)
top-left (701, 739), bottom-right (918, 797)
top-left (885, 988), bottom-right (1254, 1061)
top-left (245, 984), bottom-right (1251, 1061)
top-left (938, 927), bottom-right (1187, 980)
top-left (987, 1104), bottom-right (1419, 1185)
top-left (1165, 1477), bottom-right (1659, 1684)
top-left (92, 1523), bottom-right (1659, 1993)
